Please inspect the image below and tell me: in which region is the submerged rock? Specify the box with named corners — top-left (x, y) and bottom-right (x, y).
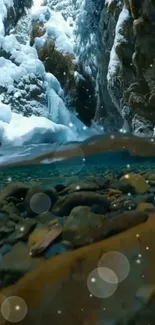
top-left (119, 173), bottom-right (150, 193)
top-left (62, 206), bottom-right (105, 247)
top-left (0, 183), bottom-right (29, 202)
top-left (0, 241), bottom-right (43, 288)
top-left (52, 191), bottom-right (109, 216)
top-left (28, 223), bottom-right (62, 256)
top-left (24, 186), bottom-right (58, 216)
top-left (1, 210), bottom-right (155, 325)
top-left (136, 202), bottom-right (155, 212)
top-left (4, 218), bottom-right (37, 245)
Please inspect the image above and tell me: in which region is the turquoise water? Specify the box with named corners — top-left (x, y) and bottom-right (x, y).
top-left (0, 135), bottom-right (155, 188)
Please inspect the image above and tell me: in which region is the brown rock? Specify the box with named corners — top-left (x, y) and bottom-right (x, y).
top-left (136, 202), bottom-right (155, 212)
top-left (62, 206), bottom-right (105, 247)
top-left (24, 186), bottom-right (58, 216)
top-left (4, 218), bottom-right (37, 245)
top-left (119, 173), bottom-right (150, 193)
top-left (0, 183), bottom-right (29, 202)
top-left (30, 21), bottom-right (45, 46)
top-left (52, 191), bottom-right (109, 216)
top-left (36, 211), bottom-right (57, 225)
top-left (1, 210), bottom-right (155, 325)
top-left (103, 210), bottom-right (148, 238)
top-left (28, 224), bottom-right (62, 257)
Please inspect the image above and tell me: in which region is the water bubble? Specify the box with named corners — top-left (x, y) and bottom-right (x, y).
top-left (1, 296), bottom-right (27, 323)
top-left (30, 192), bottom-right (51, 214)
top-left (54, 145), bottom-right (85, 176)
top-left (87, 268), bottom-right (118, 298)
top-left (98, 251), bottom-right (130, 283)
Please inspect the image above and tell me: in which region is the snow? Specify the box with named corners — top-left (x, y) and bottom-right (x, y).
top-left (105, 0), bottom-right (114, 6)
top-left (32, 7), bottom-right (74, 55)
top-left (107, 5), bottom-right (129, 111)
top-left (0, 0), bottom-right (14, 35)
top-left (108, 6), bottom-right (129, 83)
top-left (45, 72), bottom-right (64, 98)
top-left (0, 0), bottom-right (7, 35)
top-left (0, 103), bottom-right (12, 123)
top-left (0, 113), bottom-right (77, 146)
top-left (0, 0), bottom-right (104, 150)
top-left (33, 0), bottom-right (43, 10)
top-left (0, 34), bottom-right (45, 88)
top-left (0, 111), bottom-right (102, 146)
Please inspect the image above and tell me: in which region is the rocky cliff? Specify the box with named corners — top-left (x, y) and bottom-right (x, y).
top-left (96, 0), bottom-right (155, 136)
top-left (1, 0), bottom-right (155, 138)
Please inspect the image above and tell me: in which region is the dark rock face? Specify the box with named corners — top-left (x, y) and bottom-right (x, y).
top-left (95, 0), bottom-right (155, 135)
top-left (4, 0), bottom-right (33, 34)
top-left (95, 0), bottom-right (124, 132)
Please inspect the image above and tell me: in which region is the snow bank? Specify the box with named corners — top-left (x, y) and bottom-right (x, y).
top-left (0, 34), bottom-right (45, 88)
top-left (0, 103), bottom-right (12, 123)
top-left (0, 113), bottom-right (77, 146)
top-left (0, 112), bottom-right (102, 146)
top-left (31, 6), bottom-right (74, 55)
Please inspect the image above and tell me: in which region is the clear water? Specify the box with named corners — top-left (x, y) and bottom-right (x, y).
top-left (1, 133), bottom-right (155, 325)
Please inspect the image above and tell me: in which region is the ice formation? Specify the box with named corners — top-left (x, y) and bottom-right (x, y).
top-left (0, 0), bottom-right (103, 147)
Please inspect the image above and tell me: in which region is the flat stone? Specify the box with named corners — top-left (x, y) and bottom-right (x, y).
top-left (0, 244), bottom-right (12, 256)
top-left (4, 218), bottom-right (37, 245)
top-left (0, 242), bottom-right (44, 274)
top-left (28, 224), bottom-right (62, 256)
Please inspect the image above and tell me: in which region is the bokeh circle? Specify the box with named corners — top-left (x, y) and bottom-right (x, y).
top-left (1, 296), bottom-right (27, 323)
top-left (87, 267), bottom-right (118, 298)
top-left (98, 251), bottom-right (130, 283)
top-left (30, 192), bottom-right (51, 214)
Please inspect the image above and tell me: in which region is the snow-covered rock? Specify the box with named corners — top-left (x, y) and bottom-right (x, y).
top-left (0, 34), bottom-right (49, 117)
top-left (0, 111), bottom-right (103, 146)
top-left (0, 0), bottom-right (33, 36)
top-left (0, 0), bottom-right (104, 149)
top-left (30, 4), bottom-right (97, 125)
top-left (31, 6), bottom-right (74, 55)
top-left (0, 113), bottom-right (77, 146)
top-left (107, 6), bottom-right (130, 112)
top-left (0, 102), bottom-right (12, 123)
